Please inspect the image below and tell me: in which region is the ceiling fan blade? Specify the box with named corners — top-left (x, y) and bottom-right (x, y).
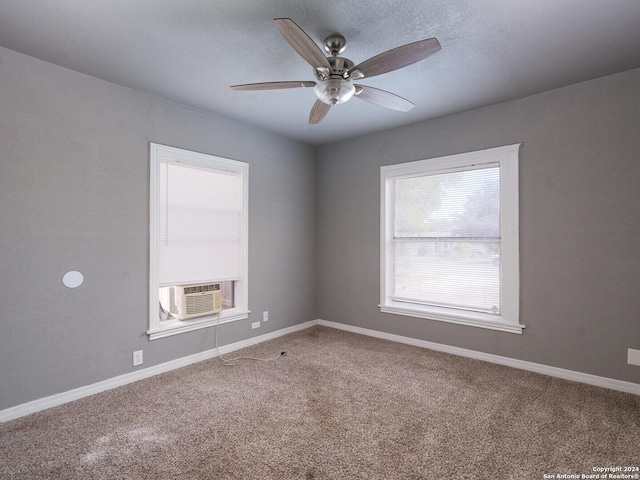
top-left (348, 38), bottom-right (441, 79)
top-left (309, 100), bottom-right (331, 124)
top-left (274, 18), bottom-right (331, 70)
top-left (354, 85), bottom-right (415, 112)
top-left (231, 81), bottom-right (316, 91)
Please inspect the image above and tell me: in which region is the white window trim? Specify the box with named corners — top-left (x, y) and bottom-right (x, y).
top-left (148, 143), bottom-right (249, 340)
top-left (380, 144), bottom-right (523, 334)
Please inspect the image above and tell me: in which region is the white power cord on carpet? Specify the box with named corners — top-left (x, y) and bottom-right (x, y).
top-left (215, 314), bottom-right (286, 366)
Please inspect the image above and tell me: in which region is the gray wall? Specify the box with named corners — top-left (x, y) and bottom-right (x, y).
top-left (1, 43), bottom-right (638, 412)
top-left (317, 68), bottom-right (640, 384)
top-left (0, 47), bottom-right (317, 410)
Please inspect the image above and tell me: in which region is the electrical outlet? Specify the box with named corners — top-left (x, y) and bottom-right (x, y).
top-left (133, 350), bottom-right (143, 366)
top-left (263, 311), bottom-right (269, 322)
top-left (251, 321), bottom-right (260, 329)
top-left (628, 348), bottom-right (640, 366)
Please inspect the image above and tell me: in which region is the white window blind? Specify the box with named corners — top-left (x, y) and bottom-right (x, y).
top-left (158, 162), bottom-right (243, 287)
top-left (391, 165), bottom-right (500, 314)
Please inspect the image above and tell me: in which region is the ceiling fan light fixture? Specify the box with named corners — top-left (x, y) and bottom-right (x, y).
top-left (314, 78), bottom-right (355, 105)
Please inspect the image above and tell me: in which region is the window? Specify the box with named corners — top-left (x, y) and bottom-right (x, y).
top-left (148, 143), bottom-right (249, 340)
top-left (380, 144), bottom-right (523, 333)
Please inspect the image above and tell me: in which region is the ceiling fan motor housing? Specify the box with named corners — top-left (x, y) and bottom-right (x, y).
top-left (314, 54), bottom-right (356, 105)
top-left (313, 55), bottom-right (355, 81)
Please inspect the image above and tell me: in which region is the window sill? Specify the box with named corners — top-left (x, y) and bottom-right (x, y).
top-left (147, 310), bottom-right (250, 340)
top-left (380, 303), bottom-right (524, 334)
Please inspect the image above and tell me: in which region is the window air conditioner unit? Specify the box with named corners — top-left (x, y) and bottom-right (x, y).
top-left (160, 283), bottom-right (222, 320)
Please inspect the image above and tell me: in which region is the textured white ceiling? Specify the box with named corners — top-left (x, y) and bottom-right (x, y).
top-left (1, 0), bottom-right (638, 146)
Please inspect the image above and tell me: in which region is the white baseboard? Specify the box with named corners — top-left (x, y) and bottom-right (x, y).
top-left (317, 319), bottom-right (640, 396)
top-left (0, 320), bottom-right (317, 423)
top-left (3, 318), bottom-right (637, 422)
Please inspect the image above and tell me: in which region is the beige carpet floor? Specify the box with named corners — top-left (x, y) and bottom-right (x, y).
top-left (1, 325), bottom-right (639, 479)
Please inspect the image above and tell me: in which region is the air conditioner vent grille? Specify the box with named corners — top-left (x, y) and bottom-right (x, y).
top-left (183, 283), bottom-right (220, 294)
top-left (186, 294), bottom-right (214, 315)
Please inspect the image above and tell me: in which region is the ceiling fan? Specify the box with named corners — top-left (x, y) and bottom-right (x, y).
top-left (231, 18), bottom-right (441, 124)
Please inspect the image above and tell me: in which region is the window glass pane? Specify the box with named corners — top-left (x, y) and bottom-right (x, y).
top-left (392, 166), bottom-right (501, 313)
top-left (394, 167), bottom-right (500, 238)
top-left (220, 280), bottom-right (235, 310)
